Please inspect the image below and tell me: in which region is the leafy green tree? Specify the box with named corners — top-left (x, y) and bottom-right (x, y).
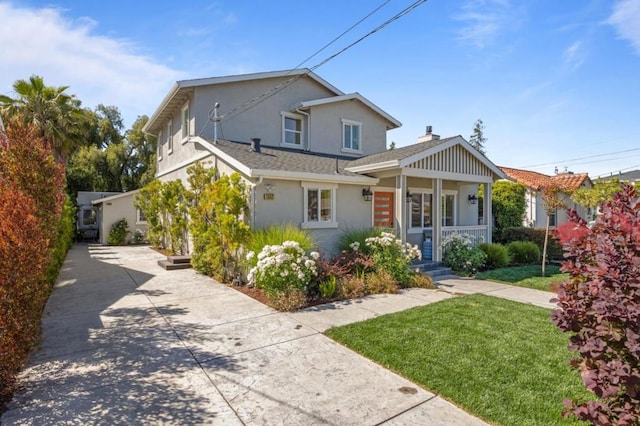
top-left (0, 75), bottom-right (88, 163)
top-left (571, 178), bottom-right (622, 219)
top-left (541, 182), bottom-right (568, 276)
top-left (469, 118), bottom-right (487, 154)
top-left (492, 181), bottom-right (526, 236)
top-left (188, 164), bottom-right (250, 281)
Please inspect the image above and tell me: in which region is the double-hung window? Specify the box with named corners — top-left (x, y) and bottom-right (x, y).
top-left (181, 103), bottom-right (190, 142)
top-left (282, 112), bottom-right (303, 147)
top-left (342, 119), bottom-right (362, 152)
top-left (302, 182), bottom-right (337, 228)
top-left (157, 130), bottom-right (163, 161)
top-left (410, 193), bottom-right (433, 228)
top-left (167, 121), bottom-right (174, 154)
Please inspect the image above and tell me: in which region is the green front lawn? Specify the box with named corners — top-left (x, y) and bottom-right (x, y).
top-left (476, 264), bottom-right (568, 292)
top-left (326, 294), bottom-right (589, 425)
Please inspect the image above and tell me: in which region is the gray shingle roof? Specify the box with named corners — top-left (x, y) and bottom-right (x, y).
top-left (345, 137), bottom-right (457, 167)
top-left (207, 139), bottom-right (361, 176)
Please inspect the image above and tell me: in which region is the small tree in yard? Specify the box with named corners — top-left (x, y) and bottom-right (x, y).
top-left (572, 178), bottom-right (622, 220)
top-left (541, 182), bottom-right (568, 277)
top-left (552, 184), bottom-right (640, 424)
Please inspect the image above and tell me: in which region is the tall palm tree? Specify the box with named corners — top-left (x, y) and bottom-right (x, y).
top-left (0, 75), bottom-right (87, 163)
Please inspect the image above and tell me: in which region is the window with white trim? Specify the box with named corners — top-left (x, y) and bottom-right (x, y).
top-left (410, 193), bottom-right (433, 228)
top-left (442, 193), bottom-right (456, 226)
top-left (157, 130), bottom-right (163, 161)
top-left (167, 121), bottom-right (174, 154)
top-left (181, 103), bottom-right (190, 142)
top-left (342, 119), bottom-right (362, 152)
top-left (136, 208), bottom-right (147, 225)
top-left (282, 112), bottom-right (303, 147)
top-left (302, 183), bottom-right (337, 228)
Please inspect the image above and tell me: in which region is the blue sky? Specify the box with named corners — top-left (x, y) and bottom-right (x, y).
top-left (1, 0), bottom-right (639, 178)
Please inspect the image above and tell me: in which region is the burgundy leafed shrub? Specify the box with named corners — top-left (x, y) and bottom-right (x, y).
top-left (551, 184), bottom-right (640, 424)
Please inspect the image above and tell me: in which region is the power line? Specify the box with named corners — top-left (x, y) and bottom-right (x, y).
top-left (220, 0), bottom-right (428, 123)
top-left (517, 146), bottom-right (640, 169)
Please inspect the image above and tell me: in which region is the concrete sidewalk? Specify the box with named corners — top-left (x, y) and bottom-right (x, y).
top-left (2, 244), bottom-right (490, 425)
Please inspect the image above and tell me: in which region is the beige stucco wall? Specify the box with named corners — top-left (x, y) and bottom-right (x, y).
top-left (98, 192), bottom-right (146, 245)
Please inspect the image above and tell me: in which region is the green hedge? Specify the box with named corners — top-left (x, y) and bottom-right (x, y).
top-left (496, 227), bottom-right (564, 261)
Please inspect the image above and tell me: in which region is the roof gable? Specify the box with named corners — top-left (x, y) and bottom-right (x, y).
top-left (346, 136), bottom-right (505, 180)
top-left (144, 69), bottom-right (344, 134)
top-left (295, 93), bottom-right (401, 129)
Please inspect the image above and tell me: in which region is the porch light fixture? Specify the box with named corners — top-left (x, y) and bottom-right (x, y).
top-left (468, 194), bottom-right (478, 205)
top-left (362, 188), bottom-right (373, 202)
top-left (406, 191), bottom-right (412, 203)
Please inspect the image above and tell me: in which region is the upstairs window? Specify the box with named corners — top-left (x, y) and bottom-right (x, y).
top-left (167, 121), bottom-right (174, 154)
top-left (157, 130), bottom-right (163, 161)
top-left (342, 119), bottom-right (362, 152)
top-left (181, 103), bottom-right (190, 142)
top-left (282, 112), bottom-right (303, 147)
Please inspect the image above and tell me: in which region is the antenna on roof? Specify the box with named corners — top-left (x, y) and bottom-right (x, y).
top-left (210, 102), bottom-right (221, 144)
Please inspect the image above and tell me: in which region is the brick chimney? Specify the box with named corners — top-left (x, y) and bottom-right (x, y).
top-left (418, 125), bottom-right (440, 143)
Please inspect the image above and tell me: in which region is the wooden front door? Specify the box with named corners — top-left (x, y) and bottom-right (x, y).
top-left (373, 192), bottom-right (394, 228)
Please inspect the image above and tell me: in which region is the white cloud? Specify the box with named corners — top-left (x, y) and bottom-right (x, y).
top-left (0, 3), bottom-right (185, 126)
top-left (563, 41), bottom-right (585, 71)
top-left (454, 0), bottom-right (517, 48)
top-left (607, 0), bottom-right (640, 55)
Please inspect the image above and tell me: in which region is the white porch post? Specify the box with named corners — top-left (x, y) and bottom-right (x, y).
top-left (433, 178), bottom-right (443, 261)
top-left (484, 182), bottom-right (493, 243)
top-left (396, 175), bottom-right (408, 243)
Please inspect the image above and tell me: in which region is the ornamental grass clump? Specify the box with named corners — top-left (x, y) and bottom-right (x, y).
top-left (364, 232), bottom-right (421, 285)
top-left (246, 241), bottom-right (319, 304)
top-left (441, 233), bottom-right (486, 276)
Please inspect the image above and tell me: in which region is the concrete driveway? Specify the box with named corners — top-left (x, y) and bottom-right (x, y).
top-left (2, 244), bottom-right (488, 425)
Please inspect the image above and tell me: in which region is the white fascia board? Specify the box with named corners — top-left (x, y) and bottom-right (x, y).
top-left (344, 160), bottom-right (400, 174)
top-left (401, 168), bottom-right (494, 183)
top-left (251, 169), bottom-right (378, 185)
top-left (296, 93), bottom-right (401, 129)
top-left (400, 135), bottom-right (506, 180)
top-left (91, 189), bottom-right (141, 205)
top-left (156, 151), bottom-right (212, 179)
top-left (143, 82), bottom-right (180, 134)
top-left (189, 137), bottom-right (253, 176)
top-left (178, 69), bottom-right (343, 94)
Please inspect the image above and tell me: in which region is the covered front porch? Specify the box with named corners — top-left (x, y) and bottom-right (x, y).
top-left (347, 135), bottom-right (505, 261)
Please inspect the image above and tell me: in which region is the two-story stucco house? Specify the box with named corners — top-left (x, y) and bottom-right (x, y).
top-left (142, 69), bottom-right (505, 260)
top-left (499, 167), bottom-right (592, 227)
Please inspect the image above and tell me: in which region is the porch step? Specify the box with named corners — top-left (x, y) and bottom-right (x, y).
top-left (411, 261), bottom-right (452, 279)
top-left (157, 255), bottom-right (192, 270)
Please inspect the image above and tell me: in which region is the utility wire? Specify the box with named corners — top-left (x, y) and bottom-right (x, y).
top-left (220, 0), bottom-right (428, 123)
top-left (517, 146), bottom-right (640, 169)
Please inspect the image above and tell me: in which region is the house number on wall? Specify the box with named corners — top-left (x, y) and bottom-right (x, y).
top-left (263, 193), bottom-right (275, 200)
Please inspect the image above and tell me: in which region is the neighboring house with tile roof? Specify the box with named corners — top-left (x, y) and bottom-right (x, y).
top-left (141, 69), bottom-right (505, 260)
top-left (500, 167), bottom-right (592, 228)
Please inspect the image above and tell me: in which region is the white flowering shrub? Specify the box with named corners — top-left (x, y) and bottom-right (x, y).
top-left (364, 232), bottom-right (421, 285)
top-left (246, 241), bottom-right (319, 299)
top-left (441, 232), bottom-right (486, 276)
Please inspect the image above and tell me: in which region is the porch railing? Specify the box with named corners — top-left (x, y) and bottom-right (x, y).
top-left (442, 226), bottom-right (488, 245)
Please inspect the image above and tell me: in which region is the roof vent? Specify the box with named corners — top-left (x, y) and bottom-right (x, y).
top-left (251, 138), bottom-right (261, 153)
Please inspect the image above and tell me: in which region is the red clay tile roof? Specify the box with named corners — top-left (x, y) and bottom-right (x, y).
top-left (551, 173), bottom-right (590, 191)
top-left (499, 167), bottom-right (590, 191)
top-left (499, 167), bottom-right (553, 190)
